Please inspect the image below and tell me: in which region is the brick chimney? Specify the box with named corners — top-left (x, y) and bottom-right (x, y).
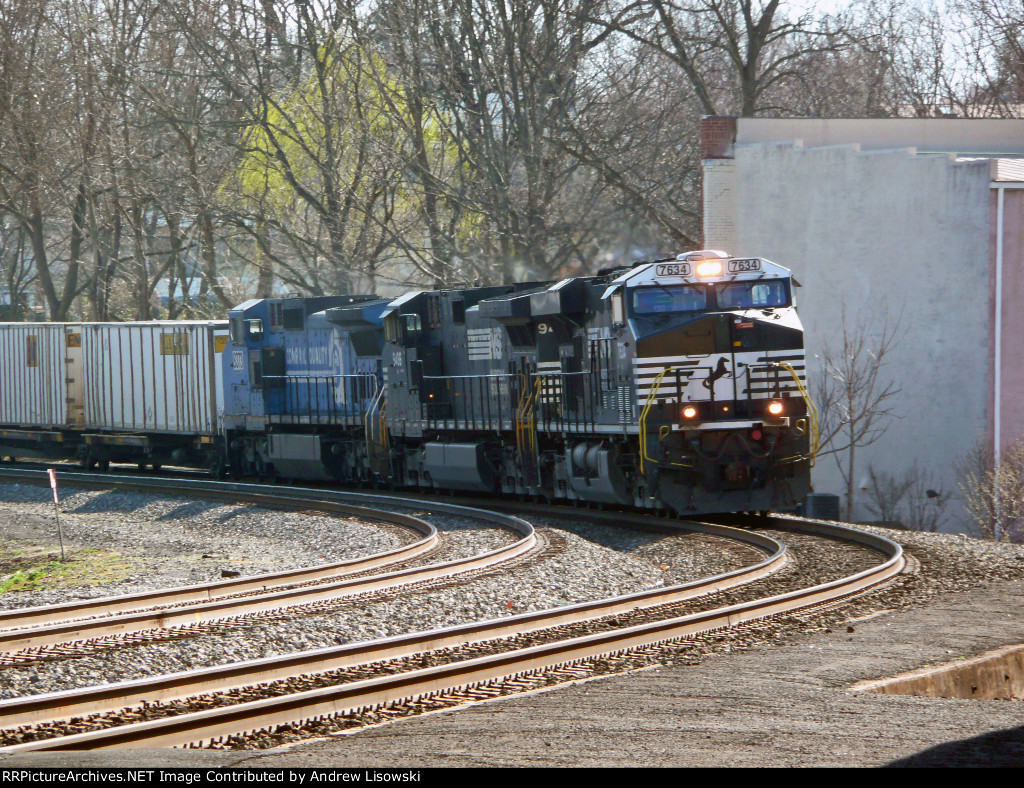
top-left (701, 116), bottom-right (737, 159)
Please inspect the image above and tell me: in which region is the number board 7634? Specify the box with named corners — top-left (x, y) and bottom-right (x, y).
top-left (728, 258), bottom-right (761, 273)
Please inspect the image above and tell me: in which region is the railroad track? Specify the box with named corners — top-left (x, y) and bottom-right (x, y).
top-left (0, 489), bottom-right (904, 751)
top-left (0, 515), bottom-right (784, 731)
top-left (0, 489), bottom-right (440, 633)
top-left (0, 470), bottom-right (537, 656)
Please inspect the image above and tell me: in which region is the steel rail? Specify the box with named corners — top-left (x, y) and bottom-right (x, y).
top-left (0, 517), bottom-right (787, 729)
top-left (0, 497), bottom-right (439, 632)
top-left (0, 471), bottom-right (535, 652)
top-left (0, 515), bottom-right (904, 751)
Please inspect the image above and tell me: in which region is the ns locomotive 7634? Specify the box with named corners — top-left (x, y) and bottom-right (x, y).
top-left (222, 250), bottom-right (815, 514)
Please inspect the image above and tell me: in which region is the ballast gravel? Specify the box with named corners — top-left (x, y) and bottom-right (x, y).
top-left (0, 481), bottom-right (416, 611)
top-left (0, 482), bottom-right (756, 700)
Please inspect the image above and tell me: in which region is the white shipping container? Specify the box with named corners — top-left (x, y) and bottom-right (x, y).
top-left (81, 322), bottom-right (227, 436)
top-left (0, 323), bottom-right (70, 429)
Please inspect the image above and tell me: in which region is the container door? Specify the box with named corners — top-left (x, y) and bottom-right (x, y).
top-left (65, 325), bottom-right (84, 428)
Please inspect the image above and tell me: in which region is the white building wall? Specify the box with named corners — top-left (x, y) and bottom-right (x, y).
top-left (705, 141), bottom-right (992, 523)
top-left (701, 158), bottom-right (737, 253)
top-left (735, 118), bottom-right (1024, 155)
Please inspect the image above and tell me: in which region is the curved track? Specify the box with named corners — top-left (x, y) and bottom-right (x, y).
top-left (0, 478), bottom-right (439, 632)
top-left (0, 481), bottom-right (905, 751)
top-left (0, 470), bottom-right (536, 654)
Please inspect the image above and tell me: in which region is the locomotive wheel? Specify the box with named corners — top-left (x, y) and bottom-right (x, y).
top-left (98, 459), bottom-right (110, 472)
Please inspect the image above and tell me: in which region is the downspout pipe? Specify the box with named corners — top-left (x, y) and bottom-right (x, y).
top-left (995, 185), bottom-right (1004, 541)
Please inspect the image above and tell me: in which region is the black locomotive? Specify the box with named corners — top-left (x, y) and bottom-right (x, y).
top-left (221, 250), bottom-right (815, 514)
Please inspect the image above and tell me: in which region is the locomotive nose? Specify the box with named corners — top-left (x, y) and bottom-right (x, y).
top-left (724, 462), bottom-right (750, 483)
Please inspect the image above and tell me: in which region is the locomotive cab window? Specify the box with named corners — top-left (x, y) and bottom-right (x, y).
top-left (401, 313), bottom-right (422, 345)
top-left (230, 318), bottom-right (245, 344)
top-left (245, 319), bottom-right (264, 342)
top-left (717, 280), bottom-right (789, 310)
top-left (632, 284), bottom-right (707, 315)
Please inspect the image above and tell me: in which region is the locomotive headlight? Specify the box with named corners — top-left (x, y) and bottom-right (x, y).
top-left (767, 400), bottom-right (784, 417)
top-left (682, 405), bottom-right (698, 420)
top-left (696, 260), bottom-right (723, 277)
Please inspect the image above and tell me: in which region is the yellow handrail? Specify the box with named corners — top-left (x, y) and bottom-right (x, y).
top-left (638, 361), bottom-right (819, 475)
top-left (776, 361), bottom-right (818, 465)
top-left (638, 365), bottom-right (689, 475)
top-left (514, 373), bottom-right (528, 458)
top-left (514, 373), bottom-right (543, 460)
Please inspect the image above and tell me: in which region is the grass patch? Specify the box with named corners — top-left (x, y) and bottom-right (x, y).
top-left (0, 544), bottom-right (130, 593)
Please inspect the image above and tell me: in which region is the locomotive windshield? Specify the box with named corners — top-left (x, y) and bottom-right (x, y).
top-left (717, 280), bottom-right (789, 310)
top-left (630, 278), bottom-right (790, 317)
top-left (632, 284), bottom-right (707, 315)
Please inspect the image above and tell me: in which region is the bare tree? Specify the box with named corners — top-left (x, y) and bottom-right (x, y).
top-left (954, 0), bottom-right (1024, 116)
top-left (814, 307), bottom-right (902, 521)
top-left (903, 463), bottom-right (948, 533)
top-left (549, 30), bottom-right (703, 253)
top-left (374, 0), bottom-right (622, 284)
top-left (0, 0), bottom-right (86, 320)
top-left (958, 439), bottom-right (1024, 541)
top-left (0, 0), bottom-right (1017, 318)
top-left (864, 461), bottom-right (949, 531)
top-left (589, 0), bottom-right (852, 117)
top-left (0, 219), bottom-right (34, 318)
top-left (863, 464), bottom-right (913, 523)
top-left (798, 0), bottom-right (957, 118)
top-left (176, 1), bottom-right (408, 295)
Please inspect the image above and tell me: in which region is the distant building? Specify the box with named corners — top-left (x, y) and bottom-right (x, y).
top-left (0, 285), bottom-right (36, 320)
top-left (701, 117), bottom-right (1024, 527)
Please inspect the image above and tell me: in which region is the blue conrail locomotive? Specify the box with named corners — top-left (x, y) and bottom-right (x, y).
top-left (221, 250), bottom-right (815, 514)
